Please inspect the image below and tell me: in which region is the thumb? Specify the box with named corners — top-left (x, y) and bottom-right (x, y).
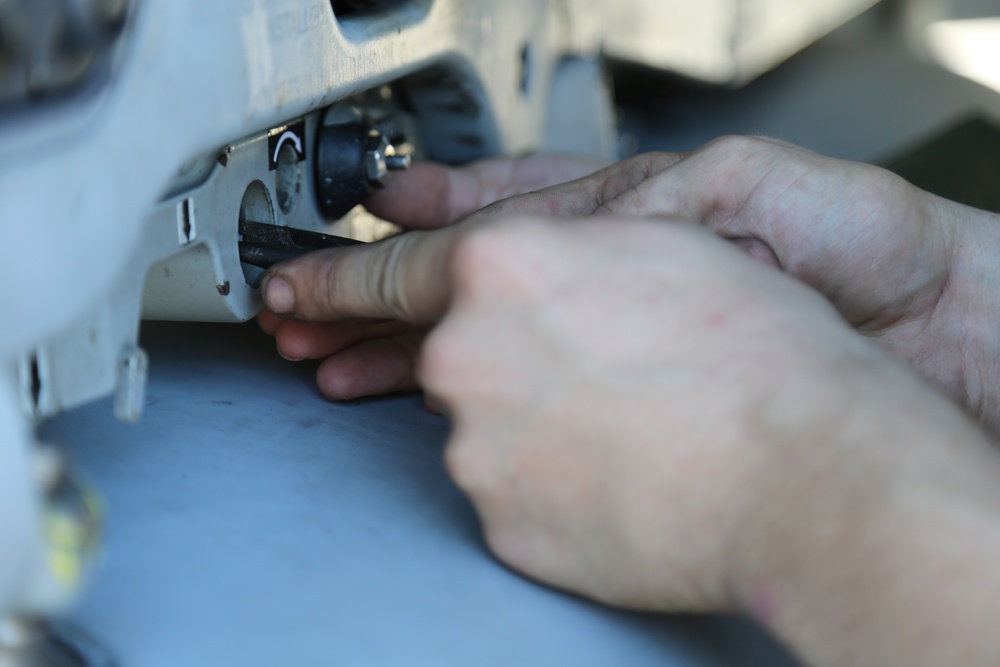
top-left (260, 225), bottom-right (464, 323)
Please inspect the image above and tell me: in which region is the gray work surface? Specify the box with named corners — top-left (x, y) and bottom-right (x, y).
top-left (40, 7), bottom-right (1000, 667)
top-left (41, 322), bottom-right (797, 667)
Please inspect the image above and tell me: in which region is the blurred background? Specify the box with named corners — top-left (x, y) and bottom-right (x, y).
top-left (614, 0), bottom-right (1000, 212)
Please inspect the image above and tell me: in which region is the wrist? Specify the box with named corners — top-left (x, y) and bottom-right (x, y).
top-left (933, 197), bottom-right (1000, 433)
top-left (729, 357), bottom-right (1000, 665)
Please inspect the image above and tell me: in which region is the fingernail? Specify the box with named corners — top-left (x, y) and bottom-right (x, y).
top-left (277, 349), bottom-right (305, 362)
top-left (263, 275), bottom-right (295, 314)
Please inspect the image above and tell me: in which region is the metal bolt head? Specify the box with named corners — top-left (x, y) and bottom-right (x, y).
top-left (364, 147), bottom-right (388, 186)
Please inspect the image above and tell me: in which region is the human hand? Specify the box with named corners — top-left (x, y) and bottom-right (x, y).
top-left (408, 216), bottom-right (904, 613)
top-left (264, 212), bottom-right (887, 610)
top-left (260, 214), bottom-right (1000, 667)
top-left (264, 137), bottom-right (1000, 434)
top-left (539, 136), bottom-right (1000, 436)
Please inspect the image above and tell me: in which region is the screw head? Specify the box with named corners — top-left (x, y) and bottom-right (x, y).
top-left (364, 148), bottom-right (388, 185)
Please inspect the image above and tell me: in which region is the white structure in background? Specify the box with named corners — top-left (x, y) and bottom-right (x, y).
top-left (902, 0), bottom-right (1000, 93)
top-left (925, 18), bottom-right (1000, 92)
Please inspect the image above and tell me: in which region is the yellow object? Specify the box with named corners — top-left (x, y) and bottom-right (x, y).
top-left (43, 482), bottom-right (103, 589)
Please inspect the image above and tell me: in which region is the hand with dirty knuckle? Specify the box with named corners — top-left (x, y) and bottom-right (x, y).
top-left (260, 138), bottom-right (1000, 436)
top-left (438, 136), bottom-right (1000, 436)
top-left (568, 136), bottom-right (1000, 437)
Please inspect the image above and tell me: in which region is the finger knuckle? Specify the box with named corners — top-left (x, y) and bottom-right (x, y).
top-left (368, 234), bottom-right (414, 320)
top-left (701, 134), bottom-right (765, 159)
top-left (621, 151), bottom-right (666, 179)
top-left (417, 320), bottom-right (469, 397)
top-left (310, 252), bottom-right (344, 318)
top-left (598, 186), bottom-right (648, 218)
top-left (481, 522), bottom-right (528, 571)
top-left (444, 437), bottom-right (494, 497)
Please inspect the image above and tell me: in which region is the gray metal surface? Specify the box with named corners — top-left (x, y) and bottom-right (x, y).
top-left (41, 321), bottom-right (800, 667)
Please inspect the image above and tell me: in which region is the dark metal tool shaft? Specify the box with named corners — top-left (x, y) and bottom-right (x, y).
top-left (238, 220), bottom-right (365, 269)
